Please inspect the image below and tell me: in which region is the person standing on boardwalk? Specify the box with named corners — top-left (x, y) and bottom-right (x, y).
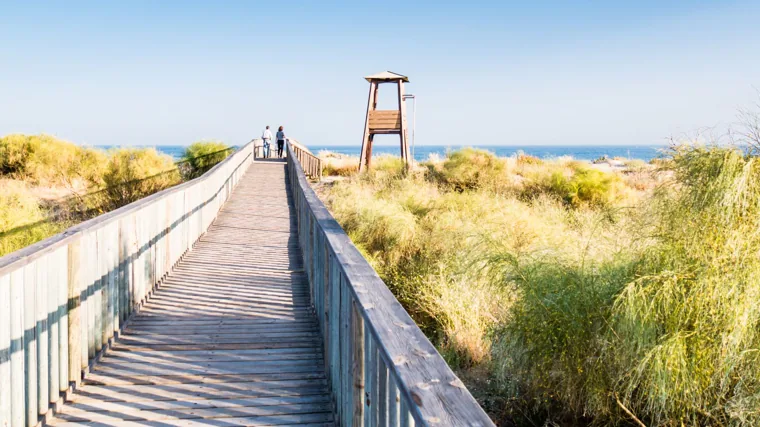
top-left (261, 125), bottom-right (273, 158)
top-left (276, 126), bottom-right (287, 158)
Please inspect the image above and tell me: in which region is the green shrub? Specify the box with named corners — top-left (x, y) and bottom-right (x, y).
top-left (0, 134), bottom-right (33, 175)
top-left (437, 148), bottom-right (505, 191)
top-left (623, 158), bottom-right (647, 171)
top-left (324, 142), bottom-right (760, 425)
top-left (0, 134), bottom-right (106, 187)
top-left (490, 144), bottom-right (760, 425)
top-left (181, 141), bottom-right (231, 179)
top-left (0, 180), bottom-right (44, 231)
top-left (100, 148), bottom-right (180, 209)
top-left (0, 180), bottom-right (68, 256)
top-left (548, 166), bottom-right (623, 207)
top-left (323, 162), bottom-right (359, 176)
top-left (516, 153), bottom-right (542, 165)
top-left (362, 155), bottom-right (407, 186)
top-left (605, 145), bottom-right (760, 425)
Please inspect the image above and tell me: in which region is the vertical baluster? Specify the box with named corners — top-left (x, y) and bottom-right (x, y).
top-left (149, 204), bottom-right (157, 293)
top-left (35, 256), bottom-right (48, 419)
top-left (86, 236), bottom-right (94, 361)
top-left (378, 355), bottom-right (389, 425)
top-left (10, 269), bottom-right (24, 427)
top-left (58, 247), bottom-right (68, 395)
top-left (340, 275), bottom-right (351, 426)
top-left (87, 232), bottom-right (96, 359)
top-left (110, 222), bottom-right (119, 334)
top-left (388, 370), bottom-right (400, 427)
top-left (47, 250), bottom-right (60, 406)
top-left (1, 274), bottom-right (11, 427)
top-left (400, 398), bottom-right (415, 427)
top-left (109, 223), bottom-right (118, 336)
top-left (67, 240), bottom-right (82, 388)
top-left (103, 225), bottom-right (112, 346)
top-left (23, 261), bottom-right (37, 427)
top-left (95, 228), bottom-right (104, 353)
top-left (352, 299), bottom-right (365, 426)
top-left (364, 331), bottom-right (376, 427)
top-left (117, 219), bottom-right (126, 326)
top-left (80, 233), bottom-right (90, 367)
top-left (329, 257), bottom-right (340, 415)
top-left (134, 212), bottom-right (143, 309)
top-left (322, 242), bottom-right (330, 370)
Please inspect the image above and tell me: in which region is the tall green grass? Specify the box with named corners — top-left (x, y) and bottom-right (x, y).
top-left (322, 145), bottom-right (760, 425)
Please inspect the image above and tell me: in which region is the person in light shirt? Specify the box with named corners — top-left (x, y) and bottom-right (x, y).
top-left (261, 126), bottom-right (273, 158)
top-left (276, 126), bottom-right (287, 158)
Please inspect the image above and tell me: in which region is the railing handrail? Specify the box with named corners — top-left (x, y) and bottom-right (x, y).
top-left (286, 142), bottom-right (494, 426)
top-left (289, 142), bottom-right (322, 180)
top-left (0, 142), bottom-right (253, 275)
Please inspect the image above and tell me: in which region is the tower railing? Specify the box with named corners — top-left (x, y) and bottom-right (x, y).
top-left (286, 142), bottom-right (495, 426)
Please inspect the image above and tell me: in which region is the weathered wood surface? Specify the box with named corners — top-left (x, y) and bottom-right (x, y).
top-left (45, 160), bottom-right (334, 426)
top-left (368, 110), bottom-right (401, 131)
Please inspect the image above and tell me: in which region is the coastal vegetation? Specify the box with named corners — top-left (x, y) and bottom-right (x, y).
top-left (317, 137), bottom-right (760, 425)
top-left (0, 134), bottom-right (231, 256)
top-left (180, 140), bottom-right (233, 179)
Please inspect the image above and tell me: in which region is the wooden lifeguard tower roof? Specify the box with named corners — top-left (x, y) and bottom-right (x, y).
top-left (364, 70), bottom-right (409, 82)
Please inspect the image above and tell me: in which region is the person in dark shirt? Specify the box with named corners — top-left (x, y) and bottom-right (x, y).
top-left (276, 126), bottom-right (286, 158)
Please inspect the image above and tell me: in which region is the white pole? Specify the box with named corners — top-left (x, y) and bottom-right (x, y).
top-left (403, 94), bottom-right (416, 165)
top-left (412, 96), bottom-right (416, 164)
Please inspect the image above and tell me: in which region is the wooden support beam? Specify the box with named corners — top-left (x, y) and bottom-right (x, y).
top-left (359, 82), bottom-right (378, 172)
top-left (398, 81), bottom-right (410, 165)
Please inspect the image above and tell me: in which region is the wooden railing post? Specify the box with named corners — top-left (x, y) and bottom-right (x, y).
top-left (9, 269), bottom-right (25, 427)
top-left (1, 273), bottom-right (10, 427)
top-left (351, 300), bottom-right (365, 427)
top-left (23, 261), bottom-right (37, 427)
top-left (67, 241), bottom-right (81, 388)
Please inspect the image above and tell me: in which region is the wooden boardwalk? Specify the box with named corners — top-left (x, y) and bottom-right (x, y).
top-left (49, 160), bottom-right (335, 426)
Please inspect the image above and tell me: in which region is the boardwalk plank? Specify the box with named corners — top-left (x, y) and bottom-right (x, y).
top-left (49, 161), bottom-right (336, 426)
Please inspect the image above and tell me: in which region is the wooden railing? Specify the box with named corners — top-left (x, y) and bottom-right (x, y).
top-left (0, 142), bottom-right (254, 427)
top-left (286, 142), bottom-right (494, 426)
top-left (290, 141), bottom-right (323, 180)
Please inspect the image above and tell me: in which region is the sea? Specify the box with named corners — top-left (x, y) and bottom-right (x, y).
top-left (296, 145), bottom-right (666, 162)
top-left (101, 145), bottom-right (667, 162)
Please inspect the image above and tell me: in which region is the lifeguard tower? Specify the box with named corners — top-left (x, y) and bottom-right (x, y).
top-left (358, 71), bottom-right (410, 171)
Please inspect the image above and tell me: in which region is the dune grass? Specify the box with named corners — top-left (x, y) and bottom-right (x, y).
top-left (181, 141), bottom-right (231, 179)
top-left (320, 145), bottom-right (760, 425)
top-left (0, 134), bottom-right (232, 256)
top-left (0, 180), bottom-right (70, 256)
top-left (319, 150), bottom-right (360, 176)
top-left (0, 133), bottom-right (107, 188)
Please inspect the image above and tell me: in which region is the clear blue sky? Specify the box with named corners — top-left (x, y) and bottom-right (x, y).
top-left (1, 1), bottom-right (758, 147)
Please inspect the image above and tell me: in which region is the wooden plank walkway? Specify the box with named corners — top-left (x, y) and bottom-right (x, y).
top-left (49, 160), bottom-right (335, 426)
